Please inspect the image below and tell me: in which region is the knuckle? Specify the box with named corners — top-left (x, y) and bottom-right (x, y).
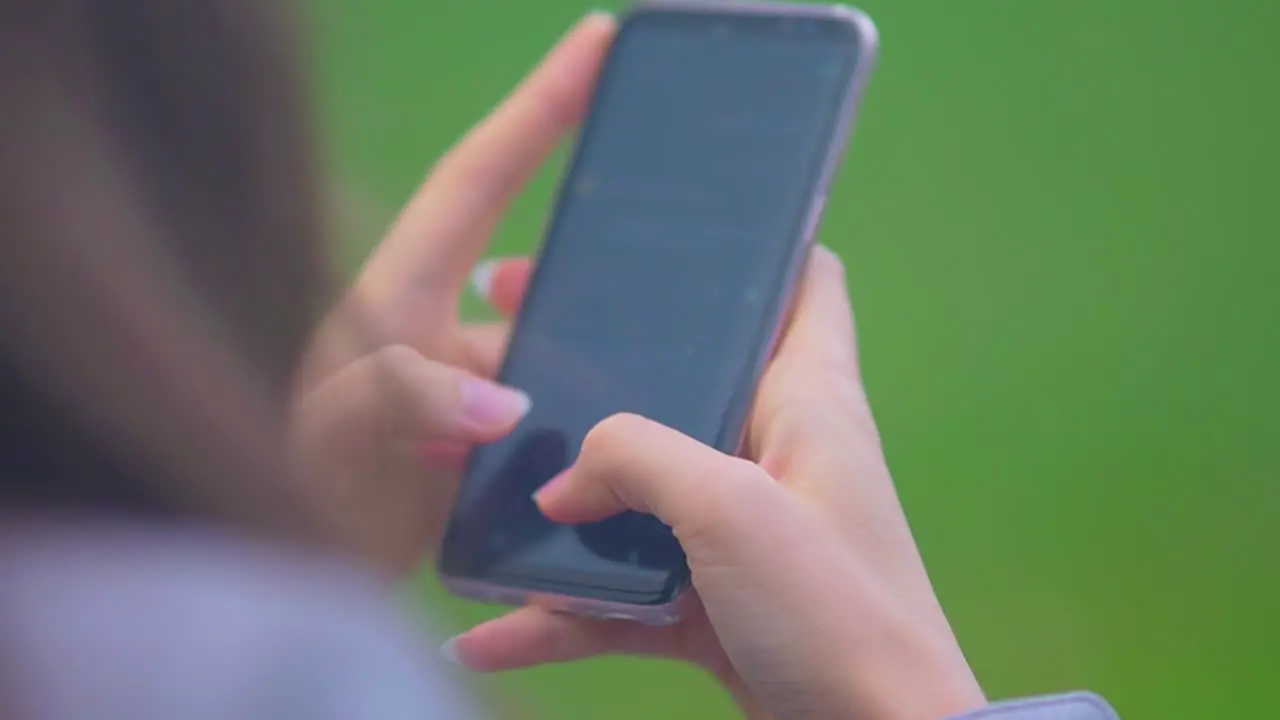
top-left (583, 413), bottom-right (649, 459)
top-left (370, 345), bottom-right (466, 435)
top-left (578, 414), bottom-right (656, 513)
top-left (716, 459), bottom-right (779, 513)
top-left (677, 458), bottom-right (779, 549)
top-left (387, 346), bottom-right (458, 396)
top-left (374, 343), bottom-right (424, 374)
top-left (725, 455), bottom-right (773, 483)
top-left (690, 454), bottom-right (758, 504)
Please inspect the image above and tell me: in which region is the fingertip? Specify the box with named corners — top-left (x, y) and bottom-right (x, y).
top-left (582, 9), bottom-right (618, 32)
top-left (530, 464), bottom-right (630, 526)
top-left (445, 608), bottom-right (590, 673)
top-left (441, 628), bottom-right (505, 673)
top-left (469, 259), bottom-right (499, 302)
top-left (774, 244), bottom-right (857, 368)
top-left (439, 636), bottom-right (465, 666)
top-left (458, 377), bottom-right (531, 433)
top-left (555, 9), bottom-right (616, 61)
top-left (440, 633), bottom-right (492, 672)
top-left (810, 244), bottom-right (848, 284)
top-left (531, 470), bottom-right (574, 518)
top-left (471, 257), bottom-right (531, 312)
top-left (488, 257), bottom-right (533, 316)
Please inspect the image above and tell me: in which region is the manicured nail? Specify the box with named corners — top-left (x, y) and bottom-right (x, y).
top-left (440, 636), bottom-right (463, 665)
top-left (460, 378), bottom-right (531, 430)
top-left (469, 259), bottom-right (501, 303)
top-left (532, 470), bottom-right (571, 507)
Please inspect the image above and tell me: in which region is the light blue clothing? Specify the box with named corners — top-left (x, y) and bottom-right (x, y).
top-left (0, 522), bottom-right (1117, 719)
top-left (958, 694), bottom-right (1118, 720)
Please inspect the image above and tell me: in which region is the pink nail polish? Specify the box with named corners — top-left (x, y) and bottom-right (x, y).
top-left (469, 259), bottom-right (503, 303)
top-left (459, 378), bottom-right (531, 430)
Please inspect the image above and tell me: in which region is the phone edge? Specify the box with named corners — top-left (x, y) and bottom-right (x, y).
top-left (438, 2), bottom-right (880, 627)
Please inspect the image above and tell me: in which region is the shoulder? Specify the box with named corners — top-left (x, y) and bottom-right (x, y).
top-left (0, 521), bottom-right (475, 720)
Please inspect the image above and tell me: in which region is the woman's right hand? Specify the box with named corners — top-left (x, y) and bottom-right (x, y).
top-left (449, 247), bottom-right (988, 720)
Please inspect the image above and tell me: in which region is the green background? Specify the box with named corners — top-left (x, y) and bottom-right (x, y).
top-left (313, 1), bottom-right (1278, 717)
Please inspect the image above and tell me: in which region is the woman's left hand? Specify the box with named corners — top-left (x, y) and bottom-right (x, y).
top-left (289, 14), bottom-right (616, 576)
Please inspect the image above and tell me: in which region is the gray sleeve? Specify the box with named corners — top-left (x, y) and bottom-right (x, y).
top-left (0, 528), bottom-right (480, 720)
top-left (948, 692), bottom-right (1119, 720)
top-left (247, 597), bottom-right (476, 720)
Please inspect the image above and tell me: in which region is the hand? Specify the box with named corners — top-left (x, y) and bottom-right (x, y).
top-left (288, 14), bottom-right (615, 576)
top-left (445, 248), bottom-right (988, 720)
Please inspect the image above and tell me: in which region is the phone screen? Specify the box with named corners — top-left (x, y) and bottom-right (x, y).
top-left (441, 8), bottom-right (868, 605)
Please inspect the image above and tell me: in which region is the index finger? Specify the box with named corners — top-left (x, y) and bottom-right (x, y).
top-left (749, 245), bottom-right (874, 465)
top-left (370, 13), bottom-right (616, 298)
top-left (775, 245), bottom-right (860, 374)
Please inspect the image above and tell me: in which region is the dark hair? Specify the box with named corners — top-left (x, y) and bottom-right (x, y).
top-left (0, 1), bottom-right (335, 538)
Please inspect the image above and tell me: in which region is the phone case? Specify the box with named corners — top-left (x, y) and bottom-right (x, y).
top-left (441, 0), bottom-right (879, 627)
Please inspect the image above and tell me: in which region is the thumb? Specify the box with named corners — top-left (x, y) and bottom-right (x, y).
top-left (533, 413), bottom-right (785, 558)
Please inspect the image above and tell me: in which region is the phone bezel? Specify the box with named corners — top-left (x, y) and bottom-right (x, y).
top-left (439, 1), bottom-right (879, 626)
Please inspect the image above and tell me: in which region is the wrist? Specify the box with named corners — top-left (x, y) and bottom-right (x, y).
top-left (721, 672), bottom-right (772, 720)
top-left (839, 625), bottom-right (987, 720)
top-left (716, 625), bottom-right (984, 720)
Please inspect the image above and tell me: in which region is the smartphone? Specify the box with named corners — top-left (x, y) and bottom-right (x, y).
top-left (439, 1), bottom-right (878, 625)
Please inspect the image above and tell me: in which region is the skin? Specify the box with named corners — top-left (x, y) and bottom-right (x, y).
top-left (452, 248), bottom-right (987, 720)
top-left (291, 12), bottom-right (987, 719)
top-left (289, 14), bottom-right (613, 574)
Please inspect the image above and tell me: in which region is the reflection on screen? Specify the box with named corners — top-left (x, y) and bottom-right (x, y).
top-left (445, 13), bottom-right (861, 599)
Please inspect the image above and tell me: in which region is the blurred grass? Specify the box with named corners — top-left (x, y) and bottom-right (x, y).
top-left (312, 1), bottom-right (1280, 717)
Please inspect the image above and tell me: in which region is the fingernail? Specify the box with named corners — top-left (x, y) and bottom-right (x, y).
top-left (469, 259), bottom-right (501, 303)
top-left (532, 470), bottom-right (571, 507)
top-left (440, 636), bottom-right (464, 666)
top-left (460, 377), bottom-right (531, 430)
